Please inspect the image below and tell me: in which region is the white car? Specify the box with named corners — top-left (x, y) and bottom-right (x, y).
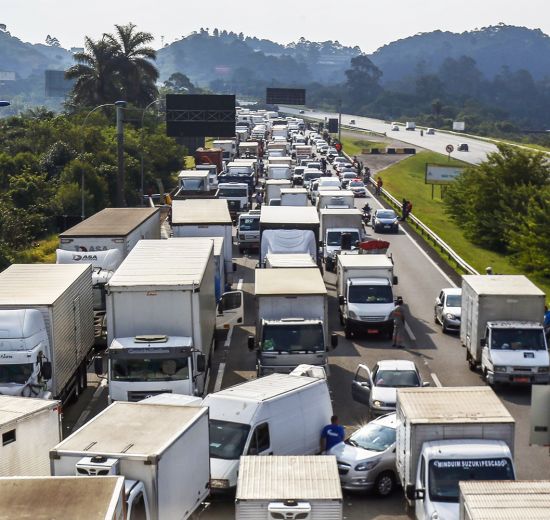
top-left (434, 288), bottom-right (462, 333)
top-left (391, 124), bottom-right (399, 131)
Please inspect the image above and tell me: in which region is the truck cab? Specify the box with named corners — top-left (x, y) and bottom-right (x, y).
top-left (216, 182), bottom-right (250, 221)
top-left (237, 210), bottom-right (260, 253)
top-left (324, 228), bottom-right (362, 271)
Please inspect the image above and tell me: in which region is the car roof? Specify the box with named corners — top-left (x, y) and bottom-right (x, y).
top-left (375, 359), bottom-right (417, 371)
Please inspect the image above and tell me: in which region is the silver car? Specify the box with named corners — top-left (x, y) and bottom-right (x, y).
top-left (434, 287), bottom-right (462, 333)
top-left (329, 413), bottom-right (397, 496)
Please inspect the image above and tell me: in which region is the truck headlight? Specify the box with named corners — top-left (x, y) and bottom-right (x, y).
top-left (372, 400), bottom-right (384, 408)
top-left (348, 310), bottom-right (358, 320)
top-left (355, 459), bottom-right (380, 471)
top-left (494, 366), bottom-right (507, 373)
top-left (431, 513), bottom-right (440, 520)
top-left (210, 479), bottom-right (230, 489)
top-left (538, 367), bottom-right (549, 373)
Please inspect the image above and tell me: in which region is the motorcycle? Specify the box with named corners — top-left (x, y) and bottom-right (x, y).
top-left (362, 203), bottom-right (372, 226)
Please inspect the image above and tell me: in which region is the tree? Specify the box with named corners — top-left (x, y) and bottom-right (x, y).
top-left (45, 35), bottom-right (61, 47)
top-left (163, 72), bottom-right (196, 93)
top-left (344, 54), bottom-right (382, 106)
top-left (439, 56), bottom-right (483, 98)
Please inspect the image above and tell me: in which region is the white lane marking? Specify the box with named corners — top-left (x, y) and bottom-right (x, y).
top-left (237, 278), bottom-right (243, 290)
top-left (224, 326), bottom-right (234, 347)
top-left (405, 322), bottom-right (416, 342)
top-left (431, 373), bottom-right (443, 387)
top-left (213, 362), bottom-right (226, 393)
top-left (73, 378), bottom-right (107, 431)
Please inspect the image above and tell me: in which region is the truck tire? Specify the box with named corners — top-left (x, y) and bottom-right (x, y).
top-left (339, 310), bottom-right (344, 326)
top-left (466, 351), bottom-right (476, 371)
top-left (374, 471), bottom-right (395, 497)
top-left (344, 322), bottom-right (352, 339)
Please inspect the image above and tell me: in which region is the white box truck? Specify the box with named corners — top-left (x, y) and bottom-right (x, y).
top-left (280, 188), bottom-right (308, 206)
top-left (0, 396), bottom-right (61, 476)
top-left (461, 275), bottom-right (549, 385)
top-left (236, 456), bottom-right (343, 520)
top-left (105, 239), bottom-right (243, 401)
top-left (316, 190), bottom-right (355, 210)
top-left (265, 253), bottom-right (317, 268)
top-left (213, 139), bottom-right (237, 161)
top-left (237, 210), bottom-right (261, 253)
top-left (0, 264), bottom-right (94, 403)
top-left (50, 401), bottom-right (210, 520)
top-left (265, 179), bottom-right (292, 205)
top-left (204, 372), bottom-right (333, 491)
top-left (171, 199), bottom-right (235, 284)
top-left (337, 254), bottom-right (398, 339)
top-left (216, 182), bottom-right (250, 219)
top-left (320, 209), bottom-right (364, 272)
top-left (459, 480), bottom-right (550, 520)
top-left (397, 387), bottom-right (516, 520)
top-left (174, 170), bottom-right (213, 199)
top-left (0, 476), bottom-right (125, 520)
top-left (248, 268), bottom-right (337, 375)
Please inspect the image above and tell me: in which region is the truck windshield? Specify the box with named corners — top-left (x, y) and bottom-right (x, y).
top-left (348, 285), bottom-right (393, 304)
top-left (217, 188), bottom-right (247, 198)
top-left (429, 458), bottom-right (514, 502)
top-left (262, 323), bottom-right (324, 353)
top-left (491, 328), bottom-right (546, 351)
top-left (111, 357), bottom-right (189, 382)
top-left (327, 231), bottom-right (360, 246)
top-left (239, 217), bottom-right (260, 231)
top-left (209, 419), bottom-right (251, 460)
top-left (0, 364), bottom-right (34, 385)
top-left (181, 179), bottom-right (205, 191)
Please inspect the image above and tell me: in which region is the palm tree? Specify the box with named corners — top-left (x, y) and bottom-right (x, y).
top-left (65, 36), bottom-right (119, 106)
top-left (105, 23), bottom-right (159, 106)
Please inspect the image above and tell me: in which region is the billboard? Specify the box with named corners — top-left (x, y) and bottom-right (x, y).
top-left (165, 94), bottom-right (236, 137)
top-left (328, 118), bottom-right (339, 133)
top-left (266, 88), bottom-right (306, 105)
top-left (453, 121), bottom-right (465, 131)
top-left (425, 163), bottom-right (467, 185)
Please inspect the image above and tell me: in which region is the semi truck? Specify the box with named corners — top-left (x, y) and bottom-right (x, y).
top-left (0, 264), bottom-right (94, 404)
top-left (337, 254), bottom-right (398, 339)
top-left (397, 386), bottom-right (516, 520)
top-left (248, 268), bottom-right (337, 375)
top-left (461, 275), bottom-right (549, 385)
top-left (50, 401), bottom-right (210, 520)
top-left (105, 239), bottom-right (243, 401)
top-left (320, 209), bottom-right (364, 271)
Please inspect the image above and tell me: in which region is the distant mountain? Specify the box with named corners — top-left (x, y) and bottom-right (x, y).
top-left (370, 24), bottom-right (550, 84)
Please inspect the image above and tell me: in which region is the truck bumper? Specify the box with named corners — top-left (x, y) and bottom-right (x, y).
top-left (346, 318), bottom-right (394, 336)
top-left (488, 371), bottom-right (550, 385)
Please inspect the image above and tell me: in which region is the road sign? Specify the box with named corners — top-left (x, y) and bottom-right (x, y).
top-left (425, 163), bottom-right (466, 185)
top-left (445, 144), bottom-right (454, 154)
top-left (266, 88), bottom-right (306, 105)
top-left (328, 118), bottom-right (339, 133)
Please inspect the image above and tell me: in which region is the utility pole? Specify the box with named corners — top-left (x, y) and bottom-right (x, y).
top-left (115, 100), bottom-right (127, 207)
top-left (338, 99), bottom-right (342, 143)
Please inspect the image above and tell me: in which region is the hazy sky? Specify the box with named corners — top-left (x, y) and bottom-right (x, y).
top-left (3, 0), bottom-right (550, 52)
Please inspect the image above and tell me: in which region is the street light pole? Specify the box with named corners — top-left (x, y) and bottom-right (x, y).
top-left (338, 99), bottom-right (342, 144)
top-left (115, 100), bottom-right (127, 207)
top-left (140, 99), bottom-right (162, 206)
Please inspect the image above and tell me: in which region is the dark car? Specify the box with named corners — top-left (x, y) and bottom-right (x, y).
top-left (372, 209), bottom-right (399, 233)
top-left (457, 143), bottom-right (469, 152)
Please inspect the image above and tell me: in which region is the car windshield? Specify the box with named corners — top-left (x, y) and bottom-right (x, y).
top-left (262, 323), bottom-right (324, 353)
top-left (209, 419), bottom-right (251, 460)
top-left (217, 188), bottom-right (247, 198)
top-left (445, 294), bottom-right (461, 307)
top-left (374, 369), bottom-right (420, 387)
top-left (239, 217), bottom-right (259, 231)
top-left (110, 357), bottom-right (189, 382)
top-left (491, 328), bottom-right (546, 351)
top-left (348, 423), bottom-right (396, 452)
top-left (350, 181), bottom-right (364, 187)
top-left (307, 163), bottom-right (320, 169)
top-left (0, 363), bottom-right (34, 385)
top-left (377, 211), bottom-right (397, 219)
top-left (348, 285), bottom-right (393, 304)
top-left (304, 172), bottom-right (321, 181)
top-left (429, 458), bottom-right (514, 502)
top-left (327, 231), bottom-right (360, 246)
top-left (343, 173), bottom-right (357, 179)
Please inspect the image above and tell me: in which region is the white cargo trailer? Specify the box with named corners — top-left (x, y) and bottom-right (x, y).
top-left (0, 264), bottom-right (94, 403)
top-left (280, 188), bottom-right (308, 206)
top-left (51, 401), bottom-right (210, 520)
top-left (0, 476), bottom-right (125, 520)
top-left (265, 253), bottom-right (317, 268)
top-left (316, 190), bottom-right (355, 210)
top-left (0, 396), bottom-right (61, 476)
top-left (320, 208), bottom-right (364, 271)
top-left (459, 480), bottom-right (550, 520)
top-left (236, 456), bottom-right (343, 520)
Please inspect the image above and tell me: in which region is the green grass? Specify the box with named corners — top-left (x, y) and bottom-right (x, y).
top-left (377, 152), bottom-right (550, 296)
top-left (341, 136), bottom-right (386, 157)
top-left (13, 235), bottom-right (58, 264)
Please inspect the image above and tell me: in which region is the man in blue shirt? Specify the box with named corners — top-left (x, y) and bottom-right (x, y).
top-left (320, 415), bottom-right (345, 453)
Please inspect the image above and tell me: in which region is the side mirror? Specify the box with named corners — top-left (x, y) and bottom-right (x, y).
top-left (393, 275), bottom-right (398, 285)
top-left (330, 333), bottom-right (339, 349)
top-left (196, 354), bottom-right (206, 373)
top-left (41, 361), bottom-right (52, 381)
top-left (338, 295), bottom-right (345, 305)
top-left (405, 484), bottom-right (422, 501)
top-left (480, 338), bottom-right (487, 347)
top-left (93, 356), bottom-right (103, 377)
top-left (247, 335), bottom-right (255, 351)
top-left (422, 381), bottom-right (430, 387)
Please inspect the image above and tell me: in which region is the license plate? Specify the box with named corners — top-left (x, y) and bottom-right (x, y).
top-left (367, 329), bottom-right (378, 334)
top-left (514, 376), bottom-right (529, 383)
top-left (384, 225), bottom-right (390, 228)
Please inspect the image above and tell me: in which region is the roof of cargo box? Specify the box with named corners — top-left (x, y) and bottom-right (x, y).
top-left (0, 264), bottom-right (90, 305)
top-left (171, 199), bottom-right (231, 225)
top-left (52, 402), bottom-right (206, 457)
top-left (397, 387), bottom-right (514, 423)
top-left (260, 206), bottom-right (319, 225)
top-left (280, 188), bottom-right (308, 195)
top-left (237, 456), bottom-right (342, 501)
top-left (265, 254), bottom-right (317, 268)
top-left (0, 476), bottom-right (124, 519)
top-left (255, 268), bottom-right (326, 295)
top-left (60, 207), bottom-right (159, 237)
top-left (462, 275), bottom-right (544, 296)
top-left (0, 395), bottom-right (58, 427)
top-left (459, 481), bottom-right (550, 519)
top-left (338, 254), bottom-right (393, 268)
top-left (177, 170), bottom-right (209, 179)
top-left (320, 208), bottom-right (362, 216)
top-left (108, 239), bottom-right (212, 288)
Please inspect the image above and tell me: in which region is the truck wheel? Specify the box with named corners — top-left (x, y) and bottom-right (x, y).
top-left (339, 311), bottom-right (344, 326)
top-left (344, 323), bottom-right (352, 339)
top-left (374, 472), bottom-right (395, 497)
top-left (467, 351), bottom-right (476, 371)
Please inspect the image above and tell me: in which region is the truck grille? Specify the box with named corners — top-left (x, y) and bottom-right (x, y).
top-left (360, 316), bottom-right (385, 322)
top-left (127, 390), bottom-right (172, 402)
top-left (513, 367), bottom-right (534, 373)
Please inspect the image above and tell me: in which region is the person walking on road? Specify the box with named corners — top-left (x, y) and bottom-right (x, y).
top-left (391, 297), bottom-right (406, 348)
top-left (376, 176), bottom-right (383, 195)
top-left (401, 198), bottom-right (409, 221)
top-left (320, 416), bottom-right (345, 454)
top-left (255, 190), bottom-right (263, 208)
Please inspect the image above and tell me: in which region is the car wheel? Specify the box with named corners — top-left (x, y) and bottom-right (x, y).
top-left (375, 471), bottom-right (395, 497)
top-left (442, 321), bottom-right (448, 334)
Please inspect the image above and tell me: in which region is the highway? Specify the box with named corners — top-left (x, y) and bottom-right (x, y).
top-left (282, 106), bottom-right (499, 165)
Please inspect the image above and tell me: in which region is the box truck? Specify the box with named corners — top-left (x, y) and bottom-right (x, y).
top-left (204, 372), bottom-right (333, 491)
top-left (265, 179), bottom-right (292, 205)
top-left (106, 239), bottom-right (243, 401)
top-left (236, 456), bottom-right (343, 520)
top-left (216, 182), bottom-right (250, 219)
top-left (397, 387), bottom-right (516, 520)
top-left (237, 210), bottom-right (261, 253)
top-left (461, 275), bottom-right (549, 385)
top-left (51, 401), bottom-right (210, 520)
top-left (337, 254), bottom-right (398, 339)
top-left (174, 170), bottom-right (214, 199)
top-left (0, 264), bottom-right (94, 403)
top-left (280, 188), bottom-right (308, 206)
top-left (320, 209), bottom-right (364, 271)
top-left (195, 146), bottom-right (223, 173)
top-left (0, 476), bottom-right (125, 520)
top-left (0, 396), bottom-right (61, 476)
top-left (248, 268), bottom-right (337, 375)
top-left (316, 190), bottom-right (355, 211)
top-left (212, 139), bottom-right (237, 161)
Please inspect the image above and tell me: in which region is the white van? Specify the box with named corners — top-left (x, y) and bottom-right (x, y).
top-left (205, 372), bottom-right (332, 491)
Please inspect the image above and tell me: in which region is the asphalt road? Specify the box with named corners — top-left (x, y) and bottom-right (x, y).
top-left (282, 106), bottom-right (499, 165)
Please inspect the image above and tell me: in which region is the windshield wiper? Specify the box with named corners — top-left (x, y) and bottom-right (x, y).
top-left (347, 439), bottom-right (359, 447)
